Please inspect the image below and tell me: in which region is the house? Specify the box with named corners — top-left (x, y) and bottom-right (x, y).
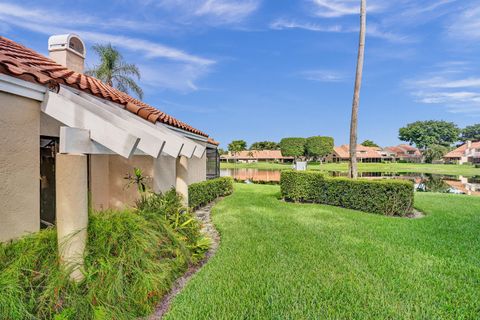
top-left (220, 150), bottom-right (294, 163)
top-left (444, 141), bottom-right (480, 164)
top-left (384, 144), bottom-right (423, 163)
top-left (326, 145), bottom-right (384, 163)
top-left (0, 34), bottom-right (219, 277)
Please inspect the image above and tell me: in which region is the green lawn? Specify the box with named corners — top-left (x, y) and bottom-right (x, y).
top-left (165, 184), bottom-right (480, 319)
top-left (221, 161), bottom-right (480, 176)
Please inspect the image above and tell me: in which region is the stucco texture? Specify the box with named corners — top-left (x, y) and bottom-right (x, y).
top-left (0, 92), bottom-right (41, 241)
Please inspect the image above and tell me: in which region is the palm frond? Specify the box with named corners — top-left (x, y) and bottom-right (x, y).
top-left (114, 75), bottom-right (144, 100)
top-left (85, 43), bottom-right (143, 98)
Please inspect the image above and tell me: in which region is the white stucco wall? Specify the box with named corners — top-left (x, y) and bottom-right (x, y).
top-left (107, 155), bottom-right (154, 209)
top-left (0, 92), bottom-right (40, 241)
top-left (40, 113), bottom-right (64, 137)
top-left (89, 155), bottom-right (110, 211)
top-left (153, 155), bottom-right (176, 193)
top-left (188, 142), bottom-right (207, 184)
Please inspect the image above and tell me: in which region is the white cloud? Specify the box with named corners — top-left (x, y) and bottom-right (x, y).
top-left (405, 62), bottom-right (480, 114)
top-left (270, 19), bottom-right (344, 32)
top-left (0, 2), bottom-right (163, 32)
top-left (310, 0), bottom-right (384, 18)
top-left (269, 18), bottom-right (412, 43)
top-left (158, 0), bottom-right (260, 24)
top-left (447, 5), bottom-right (480, 40)
top-left (0, 2), bottom-right (215, 92)
top-left (140, 63), bottom-right (211, 92)
top-left (300, 70), bottom-right (346, 82)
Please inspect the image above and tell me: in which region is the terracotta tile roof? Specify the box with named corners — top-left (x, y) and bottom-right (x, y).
top-left (207, 138), bottom-right (220, 146)
top-left (333, 145), bottom-right (382, 159)
top-left (385, 144), bottom-right (422, 158)
top-left (0, 36), bottom-right (208, 137)
top-left (221, 150), bottom-right (294, 160)
top-left (445, 141), bottom-right (480, 158)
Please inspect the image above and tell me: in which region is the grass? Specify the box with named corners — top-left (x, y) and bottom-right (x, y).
top-left (165, 184), bottom-right (480, 319)
top-left (221, 161), bottom-right (480, 176)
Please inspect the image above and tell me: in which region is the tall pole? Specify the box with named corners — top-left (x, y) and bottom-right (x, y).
top-left (349, 0), bottom-right (366, 179)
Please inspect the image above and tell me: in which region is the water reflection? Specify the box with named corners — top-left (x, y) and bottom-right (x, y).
top-left (220, 168), bottom-right (480, 196)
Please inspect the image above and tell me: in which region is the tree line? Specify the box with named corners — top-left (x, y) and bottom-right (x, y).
top-left (224, 136), bottom-right (334, 162)
top-left (398, 121), bottom-right (480, 163)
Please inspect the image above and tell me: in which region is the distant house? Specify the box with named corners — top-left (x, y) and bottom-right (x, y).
top-left (384, 144), bottom-right (423, 163)
top-left (326, 145), bottom-right (385, 163)
top-left (220, 150), bottom-right (294, 163)
top-left (444, 141), bottom-right (480, 164)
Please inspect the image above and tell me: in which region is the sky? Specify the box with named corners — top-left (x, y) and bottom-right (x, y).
top-left (1, 0), bottom-right (480, 148)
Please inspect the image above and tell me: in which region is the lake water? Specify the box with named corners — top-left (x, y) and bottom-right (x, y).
top-left (220, 168), bottom-right (480, 196)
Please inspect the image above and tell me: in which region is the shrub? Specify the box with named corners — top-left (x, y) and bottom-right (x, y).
top-left (280, 171), bottom-right (414, 216)
top-left (0, 191), bottom-right (208, 319)
top-left (188, 177), bottom-right (234, 210)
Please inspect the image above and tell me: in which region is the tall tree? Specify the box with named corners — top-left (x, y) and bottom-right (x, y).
top-left (306, 136), bottom-right (334, 163)
top-left (461, 124), bottom-right (480, 142)
top-left (399, 120), bottom-right (460, 149)
top-left (361, 140), bottom-right (379, 148)
top-left (280, 138), bottom-right (306, 160)
top-left (86, 43), bottom-right (143, 99)
top-left (228, 140), bottom-right (247, 163)
top-left (349, 0), bottom-right (366, 179)
top-left (227, 140), bottom-right (247, 153)
top-left (249, 141), bottom-right (279, 150)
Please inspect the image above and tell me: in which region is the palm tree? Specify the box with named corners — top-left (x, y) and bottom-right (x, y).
top-left (349, 0), bottom-right (367, 179)
top-left (86, 43), bottom-right (144, 99)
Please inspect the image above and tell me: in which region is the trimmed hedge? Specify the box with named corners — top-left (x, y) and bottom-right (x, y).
top-left (280, 171), bottom-right (414, 216)
top-left (189, 177), bottom-right (234, 209)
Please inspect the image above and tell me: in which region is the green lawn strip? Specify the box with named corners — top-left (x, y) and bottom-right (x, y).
top-left (220, 162), bottom-right (480, 176)
top-left (165, 184), bottom-right (480, 319)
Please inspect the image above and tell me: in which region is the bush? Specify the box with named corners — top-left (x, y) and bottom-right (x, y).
top-left (0, 191), bottom-right (208, 319)
top-left (188, 177), bottom-right (234, 210)
top-left (280, 171), bottom-right (414, 216)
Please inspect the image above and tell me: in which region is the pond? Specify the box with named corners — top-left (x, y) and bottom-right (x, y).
top-left (220, 168), bottom-right (480, 196)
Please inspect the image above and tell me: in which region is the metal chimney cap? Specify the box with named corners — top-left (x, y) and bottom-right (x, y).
top-left (48, 34), bottom-right (86, 58)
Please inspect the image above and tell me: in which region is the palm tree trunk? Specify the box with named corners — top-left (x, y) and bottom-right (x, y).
top-left (349, 0), bottom-right (367, 179)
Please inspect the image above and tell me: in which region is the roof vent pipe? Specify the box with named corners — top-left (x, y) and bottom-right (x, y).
top-left (48, 34), bottom-right (86, 73)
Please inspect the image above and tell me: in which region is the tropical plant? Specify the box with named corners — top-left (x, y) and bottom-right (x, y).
top-left (423, 145), bottom-right (450, 163)
top-left (361, 140), bottom-right (379, 148)
top-left (124, 167), bottom-right (149, 193)
top-left (349, 0), bottom-right (366, 179)
top-left (227, 140), bottom-right (247, 154)
top-left (249, 141), bottom-right (279, 150)
top-left (399, 120), bottom-right (460, 149)
top-left (461, 124), bottom-right (480, 142)
top-left (86, 43), bottom-right (143, 99)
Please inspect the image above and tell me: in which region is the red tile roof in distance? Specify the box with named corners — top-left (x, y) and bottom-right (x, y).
top-left (0, 36), bottom-right (208, 137)
top-left (445, 141), bottom-right (480, 158)
top-left (333, 144), bottom-right (382, 159)
top-left (221, 150), bottom-right (294, 160)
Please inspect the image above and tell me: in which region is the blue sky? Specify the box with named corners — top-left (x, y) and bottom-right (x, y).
top-left (1, 0), bottom-right (479, 148)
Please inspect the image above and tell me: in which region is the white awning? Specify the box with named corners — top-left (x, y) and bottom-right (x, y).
top-left (41, 85), bottom-right (204, 159)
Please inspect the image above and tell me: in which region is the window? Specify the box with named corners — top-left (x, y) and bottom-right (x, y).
top-left (206, 147), bottom-right (220, 179)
